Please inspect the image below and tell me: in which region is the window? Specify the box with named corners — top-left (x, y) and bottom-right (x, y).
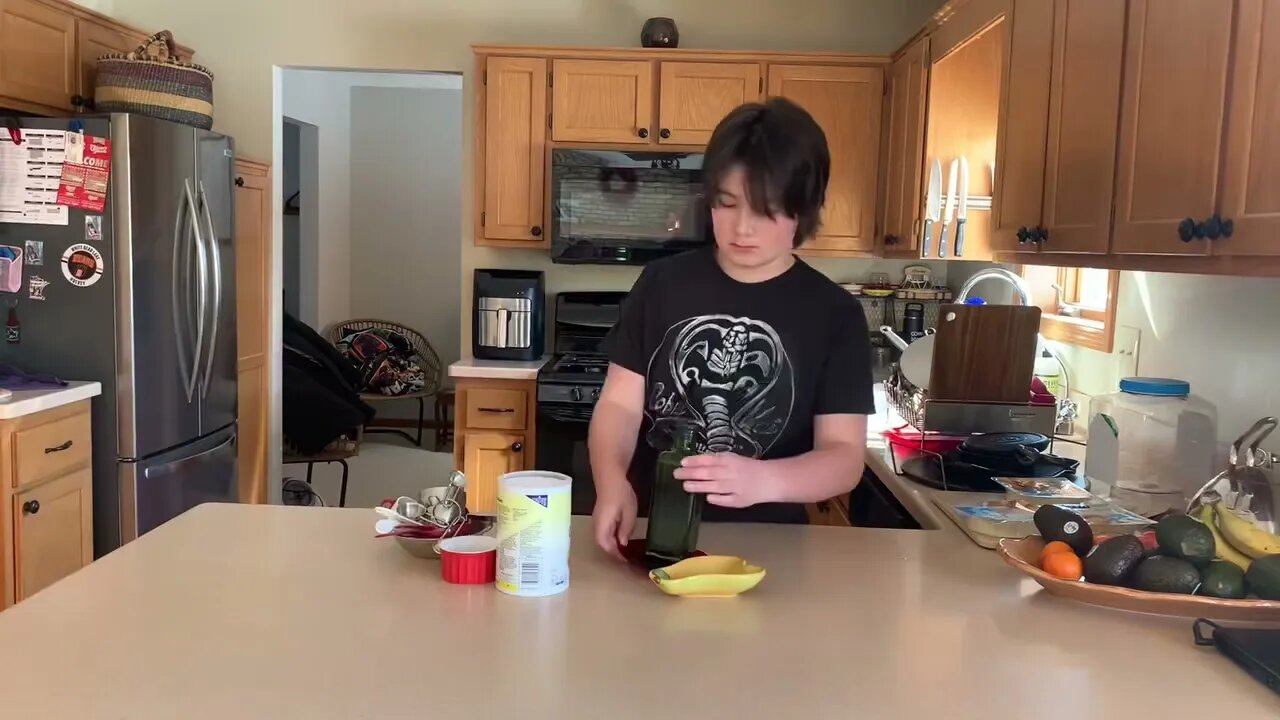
top-left (1021, 265), bottom-right (1119, 353)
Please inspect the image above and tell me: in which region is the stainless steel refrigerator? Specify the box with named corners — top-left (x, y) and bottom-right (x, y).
top-left (0, 114), bottom-right (237, 555)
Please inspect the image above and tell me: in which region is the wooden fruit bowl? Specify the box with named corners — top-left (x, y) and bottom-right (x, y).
top-left (997, 536), bottom-right (1280, 621)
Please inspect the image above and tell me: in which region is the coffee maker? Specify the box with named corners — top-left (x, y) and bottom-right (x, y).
top-left (472, 270), bottom-right (545, 361)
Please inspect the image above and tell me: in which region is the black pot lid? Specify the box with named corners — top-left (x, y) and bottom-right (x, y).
top-left (961, 432), bottom-right (1051, 455)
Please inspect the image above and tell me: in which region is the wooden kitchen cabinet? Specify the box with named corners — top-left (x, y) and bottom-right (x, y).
top-left (0, 0), bottom-right (76, 111)
top-left (0, 0), bottom-right (195, 115)
top-left (992, 0), bottom-right (1125, 255)
top-left (1216, 0), bottom-right (1280, 257)
top-left (878, 36), bottom-right (929, 254)
top-left (806, 497), bottom-right (851, 527)
top-left (14, 467), bottom-right (92, 602)
top-left (551, 59), bottom-right (653, 144)
top-left (234, 159), bottom-right (270, 505)
top-left (769, 64), bottom-right (883, 254)
top-left (657, 61), bottom-right (761, 145)
top-left (477, 56), bottom-right (549, 245)
top-left (1111, 0), bottom-right (1234, 256)
top-left (1, 400), bottom-right (94, 608)
top-left (453, 378), bottom-right (537, 515)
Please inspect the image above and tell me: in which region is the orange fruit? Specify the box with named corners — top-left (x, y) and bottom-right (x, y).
top-left (1039, 540), bottom-right (1076, 565)
top-left (1042, 551), bottom-right (1083, 580)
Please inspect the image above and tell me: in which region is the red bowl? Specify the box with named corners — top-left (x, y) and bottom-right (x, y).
top-left (438, 536), bottom-right (498, 584)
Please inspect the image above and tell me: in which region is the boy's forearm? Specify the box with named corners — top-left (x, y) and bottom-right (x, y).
top-left (587, 399), bottom-right (641, 493)
top-left (761, 442), bottom-right (866, 504)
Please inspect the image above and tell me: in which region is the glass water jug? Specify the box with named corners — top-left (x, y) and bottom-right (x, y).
top-left (643, 421), bottom-right (703, 569)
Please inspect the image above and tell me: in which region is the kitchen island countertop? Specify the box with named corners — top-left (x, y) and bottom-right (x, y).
top-left (0, 503), bottom-right (1274, 718)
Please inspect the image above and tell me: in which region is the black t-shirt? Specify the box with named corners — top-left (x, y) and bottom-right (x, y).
top-left (605, 247), bottom-right (875, 523)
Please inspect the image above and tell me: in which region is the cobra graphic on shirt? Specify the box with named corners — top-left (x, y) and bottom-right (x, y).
top-left (645, 314), bottom-right (795, 457)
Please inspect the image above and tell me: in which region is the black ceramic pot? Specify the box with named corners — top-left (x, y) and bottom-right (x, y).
top-left (641, 17), bottom-right (679, 48)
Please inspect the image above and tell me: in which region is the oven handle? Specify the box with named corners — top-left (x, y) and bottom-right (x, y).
top-left (538, 405), bottom-right (594, 424)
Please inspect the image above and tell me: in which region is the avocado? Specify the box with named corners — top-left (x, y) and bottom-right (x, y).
top-left (1198, 561), bottom-right (1247, 599)
top-left (1154, 514), bottom-right (1215, 568)
top-left (1034, 505), bottom-right (1093, 556)
top-left (1084, 535), bottom-right (1145, 586)
top-left (1132, 555), bottom-right (1201, 594)
top-left (1245, 554), bottom-right (1280, 600)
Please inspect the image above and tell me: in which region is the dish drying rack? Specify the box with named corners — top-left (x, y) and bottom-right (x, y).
top-left (882, 365), bottom-right (1059, 487)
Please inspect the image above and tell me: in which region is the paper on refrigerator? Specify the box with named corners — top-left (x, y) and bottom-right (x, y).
top-left (0, 130), bottom-right (69, 226)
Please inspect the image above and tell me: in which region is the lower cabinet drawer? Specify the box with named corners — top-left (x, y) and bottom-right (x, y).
top-left (13, 409), bottom-right (91, 488)
top-left (464, 388), bottom-right (528, 431)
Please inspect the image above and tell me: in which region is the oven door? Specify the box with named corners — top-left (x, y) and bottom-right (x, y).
top-left (536, 401), bottom-right (597, 515)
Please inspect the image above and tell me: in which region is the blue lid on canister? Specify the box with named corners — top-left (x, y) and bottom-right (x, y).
top-left (1119, 377), bottom-right (1190, 397)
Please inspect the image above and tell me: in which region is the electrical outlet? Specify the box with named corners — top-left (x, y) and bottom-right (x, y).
top-left (1114, 325), bottom-right (1140, 379)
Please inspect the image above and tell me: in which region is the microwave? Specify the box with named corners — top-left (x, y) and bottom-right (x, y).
top-left (550, 149), bottom-right (708, 265)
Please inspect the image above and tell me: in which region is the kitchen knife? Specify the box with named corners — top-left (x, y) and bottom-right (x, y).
top-left (922, 159), bottom-right (942, 257)
top-left (938, 158), bottom-right (959, 258)
top-left (955, 156), bottom-right (970, 257)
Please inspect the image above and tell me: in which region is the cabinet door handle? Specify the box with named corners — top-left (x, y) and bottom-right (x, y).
top-left (1016, 227), bottom-right (1029, 244)
top-left (1203, 215), bottom-right (1223, 240)
top-left (1221, 217), bottom-right (1234, 238)
top-left (659, 128), bottom-right (671, 139)
top-left (1178, 218), bottom-right (1197, 243)
top-left (235, 177), bottom-right (245, 188)
top-left (530, 225), bottom-right (542, 237)
top-left (44, 440), bottom-right (73, 454)
top-left (70, 94), bottom-right (83, 108)
top-left (511, 442), bottom-right (524, 452)
top-left (637, 128), bottom-right (649, 139)
top-left (1037, 227), bottom-right (1049, 244)
top-left (478, 407), bottom-right (515, 414)
top-left (22, 500), bottom-right (39, 515)
top-left (883, 234), bottom-right (897, 246)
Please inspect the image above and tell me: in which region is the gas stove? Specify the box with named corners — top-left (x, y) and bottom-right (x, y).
top-left (538, 353), bottom-right (607, 404)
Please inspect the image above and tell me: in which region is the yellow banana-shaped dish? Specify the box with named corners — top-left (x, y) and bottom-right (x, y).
top-left (649, 555), bottom-right (766, 598)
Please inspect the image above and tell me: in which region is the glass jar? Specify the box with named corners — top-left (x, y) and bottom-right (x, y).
top-left (1085, 377), bottom-right (1218, 516)
top-left (643, 422), bottom-right (703, 569)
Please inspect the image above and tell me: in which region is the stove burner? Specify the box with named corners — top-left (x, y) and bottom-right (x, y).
top-left (547, 353), bottom-right (609, 375)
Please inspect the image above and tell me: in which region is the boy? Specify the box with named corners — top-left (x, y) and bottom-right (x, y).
top-left (588, 98), bottom-right (875, 559)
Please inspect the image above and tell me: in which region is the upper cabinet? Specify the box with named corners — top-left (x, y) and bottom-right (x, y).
top-left (478, 56), bottom-right (549, 245)
top-left (1216, 0), bottom-right (1280, 256)
top-left (0, 0), bottom-right (76, 111)
top-left (992, 0), bottom-right (1126, 256)
top-left (769, 64), bottom-right (884, 255)
top-left (1111, 0), bottom-right (1234, 256)
top-left (658, 61), bottom-right (761, 144)
top-left (0, 0), bottom-right (195, 115)
top-left (474, 46), bottom-right (887, 257)
top-left (878, 37), bottom-right (929, 254)
top-left (551, 59), bottom-right (653, 144)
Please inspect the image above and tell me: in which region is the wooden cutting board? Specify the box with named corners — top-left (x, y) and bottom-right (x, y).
top-left (927, 305), bottom-right (1042, 403)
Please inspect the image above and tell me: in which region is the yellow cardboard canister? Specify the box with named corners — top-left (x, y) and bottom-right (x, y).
top-left (495, 471), bottom-right (572, 597)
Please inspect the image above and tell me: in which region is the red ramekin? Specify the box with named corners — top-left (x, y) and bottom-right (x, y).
top-left (438, 535), bottom-right (498, 585)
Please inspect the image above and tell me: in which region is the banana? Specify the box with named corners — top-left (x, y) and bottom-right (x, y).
top-left (1198, 504), bottom-right (1252, 571)
top-left (1213, 501), bottom-right (1280, 559)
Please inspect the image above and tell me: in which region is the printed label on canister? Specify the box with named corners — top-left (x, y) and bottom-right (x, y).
top-left (495, 472), bottom-right (571, 597)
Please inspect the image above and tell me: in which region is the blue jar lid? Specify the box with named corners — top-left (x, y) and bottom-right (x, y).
top-left (1119, 377), bottom-right (1190, 397)
top-left (963, 297), bottom-right (987, 305)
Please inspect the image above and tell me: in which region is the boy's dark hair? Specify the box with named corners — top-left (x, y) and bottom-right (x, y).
top-left (702, 98), bottom-right (830, 247)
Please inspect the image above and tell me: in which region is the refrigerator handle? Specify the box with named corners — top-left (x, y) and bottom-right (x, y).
top-left (185, 179), bottom-right (209, 402)
top-left (171, 182), bottom-right (199, 403)
top-left (196, 182), bottom-right (222, 399)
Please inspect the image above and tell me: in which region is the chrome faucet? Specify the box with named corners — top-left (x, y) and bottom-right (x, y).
top-left (953, 267), bottom-right (1076, 435)
top-left (956, 267), bottom-right (1033, 306)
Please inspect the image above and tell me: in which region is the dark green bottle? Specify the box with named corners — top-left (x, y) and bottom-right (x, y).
top-left (644, 422), bottom-right (703, 569)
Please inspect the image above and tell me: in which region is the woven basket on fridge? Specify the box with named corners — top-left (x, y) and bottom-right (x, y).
top-left (94, 31), bottom-right (214, 130)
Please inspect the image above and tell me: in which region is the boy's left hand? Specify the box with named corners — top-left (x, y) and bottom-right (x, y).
top-left (674, 453), bottom-right (779, 508)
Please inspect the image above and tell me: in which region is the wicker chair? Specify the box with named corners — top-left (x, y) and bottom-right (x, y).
top-left (325, 319), bottom-right (443, 447)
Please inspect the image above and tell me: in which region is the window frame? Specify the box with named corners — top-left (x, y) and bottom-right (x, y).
top-left (1020, 265), bottom-right (1119, 353)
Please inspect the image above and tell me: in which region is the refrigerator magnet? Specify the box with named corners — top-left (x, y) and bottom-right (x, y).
top-left (27, 275), bottom-right (48, 301)
top-left (61, 243), bottom-right (103, 287)
top-left (85, 215), bottom-right (102, 241)
top-left (23, 240), bottom-right (43, 266)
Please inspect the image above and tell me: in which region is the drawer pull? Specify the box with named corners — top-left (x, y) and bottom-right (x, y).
top-left (478, 407), bottom-right (515, 414)
top-left (22, 500), bottom-right (39, 515)
top-left (44, 440), bottom-right (74, 454)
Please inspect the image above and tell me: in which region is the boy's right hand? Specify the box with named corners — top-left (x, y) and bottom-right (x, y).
top-left (592, 484), bottom-right (638, 561)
